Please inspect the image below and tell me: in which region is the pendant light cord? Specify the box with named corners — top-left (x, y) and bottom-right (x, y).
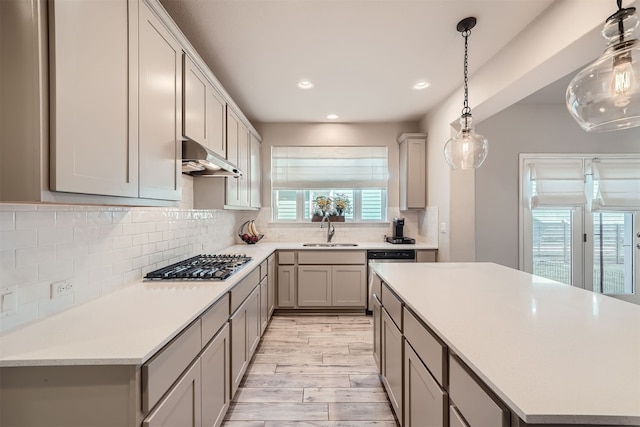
top-left (461, 28), bottom-right (472, 126)
top-left (617, 0), bottom-right (625, 44)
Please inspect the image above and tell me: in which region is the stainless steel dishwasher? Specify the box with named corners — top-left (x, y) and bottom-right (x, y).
top-left (366, 249), bottom-right (416, 312)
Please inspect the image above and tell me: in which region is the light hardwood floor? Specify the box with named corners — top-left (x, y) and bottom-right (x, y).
top-left (222, 315), bottom-right (399, 427)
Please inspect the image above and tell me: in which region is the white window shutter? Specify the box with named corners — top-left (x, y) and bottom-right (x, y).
top-left (527, 159), bottom-right (587, 208)
top-left (272, 146), bottom-right (389, 189)
top-left (588, 158), bottom-right (640, 211)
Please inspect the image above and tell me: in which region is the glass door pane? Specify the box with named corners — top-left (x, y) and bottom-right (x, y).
top-left (531, 209), bottom-right (574, 285)
top-left (592, 212), bottom-right (639, 304)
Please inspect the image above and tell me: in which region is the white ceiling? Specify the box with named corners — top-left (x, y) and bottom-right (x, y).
top-left (160, 0), bottom-right (556, 123)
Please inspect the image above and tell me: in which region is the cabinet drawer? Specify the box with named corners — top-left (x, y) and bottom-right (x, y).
top-left (142, 320), bottom-right (202, 413)
top-left (201, 293), bottom-right (229, 347)
top-left (403, 307), bottom-right (447, 386)
top-left (259, 259), bottom-right (268, 280)
top-left (298, 250), bottom-right (365, 265)
top-left (381, 283), bottom-right (402, 331)
top-left (278, 251), bottom-right (296, 265)
top-left (230, 267), bottom-right (260, 313)
top-left (449, 354), bottom-right (509, 427)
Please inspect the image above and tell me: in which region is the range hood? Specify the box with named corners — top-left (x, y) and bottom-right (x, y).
top-left (182, 139), bottom-right (242, 178)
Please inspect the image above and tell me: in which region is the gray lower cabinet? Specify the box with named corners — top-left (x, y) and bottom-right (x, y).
top-left (277, 265), bottom-right (296, 307)
top-left (381, 307), bottom-right (404, 426)
top-left (372, 293), bottom-right (382, 373)
top-left (404, 342), bottom-right (447, 427)
top-left (332, 265), bottom-right (366, 306)
top-left (230, 286), bottom-right (260, 397)
top-left (201, 323), bottom-right (230, 427)
top-left (449, 354), bottom-right (510, 427)
top-left (298, 266), bottom-right (332, 306)
top-left (143, 359), bottom-right (202, 427)
top-left (297, 265), bottom-right (366, 308)
top-left (450, 405), bottom-right (470, 427)
top-left (267, 254), bottom-right (276, 316)
top-left (260, 276), bottom-right (269, 335)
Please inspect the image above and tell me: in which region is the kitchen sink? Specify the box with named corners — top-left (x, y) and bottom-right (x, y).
top-left (302, 243), bottom-right (359, 247)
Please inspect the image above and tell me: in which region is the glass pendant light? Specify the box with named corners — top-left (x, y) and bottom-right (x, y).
top-left (566, 0), bottom-right (640, 132)
top-left (444, 17), bottom-right (488, 170)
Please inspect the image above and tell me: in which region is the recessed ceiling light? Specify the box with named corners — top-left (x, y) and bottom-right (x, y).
top-left (326, 114), bottom-right (339, 120)
top-left (413, 81), bottom-right (430, 90)
top-left (297, 80), bottom-right (314, 89)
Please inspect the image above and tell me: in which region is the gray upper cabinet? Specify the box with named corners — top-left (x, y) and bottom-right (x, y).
top-left (1, 0), bottom-right (183, 204)
top-left (250, 134), bottom-right (262, 209)
top-left (49, 0), bottom-right (138, 198)
top-left (183, 54), bottom-right (227, 159)
top-left (138, 0), bottom-right (182, 201)
top-left (398, 133), bottom-right (427, 210)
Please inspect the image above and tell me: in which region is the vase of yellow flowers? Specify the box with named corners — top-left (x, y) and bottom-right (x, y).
top-left (333, 193), bottom-right (351, 217)
top-left (312, 196), bottom-right (332, 221)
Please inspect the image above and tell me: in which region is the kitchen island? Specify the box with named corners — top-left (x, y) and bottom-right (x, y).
top-left (371, 262), bottom-right (640, 426)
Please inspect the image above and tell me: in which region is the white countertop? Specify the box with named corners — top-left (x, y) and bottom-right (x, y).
top-left (371, 262), bottom-right (640, 425)
top-left (0, 241), bottom-right (435, 367)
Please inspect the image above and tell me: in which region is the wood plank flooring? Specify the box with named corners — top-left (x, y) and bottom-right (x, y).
top-left (222, 315), bottom-right (399, 427)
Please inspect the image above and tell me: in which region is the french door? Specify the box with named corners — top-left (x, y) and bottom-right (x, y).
top-left (522, 207), bottom-right (639, 304)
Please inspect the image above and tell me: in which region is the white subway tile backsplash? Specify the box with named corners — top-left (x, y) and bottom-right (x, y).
top-left (38, 227), bottom-right (74, 246)
top-left (1, 202), bottom-right (248, 333)
top-left (0, 211), bottom-right (15, 231)
top-left (38, 259), bottom-right (73, 282)
top-left (56, 211), bottom-right (87, 227)
top-left (16, 246), bottom-right (55, 268)
top-left (0, 229), bottom-right (38, 251)
top-left (15, 211), bottom-right (56, 230)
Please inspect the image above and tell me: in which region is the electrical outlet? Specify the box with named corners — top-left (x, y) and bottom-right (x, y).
top-left (1, 286), bottom-right (17, 317)
top-left (50, 280), bottom-right (73, 299)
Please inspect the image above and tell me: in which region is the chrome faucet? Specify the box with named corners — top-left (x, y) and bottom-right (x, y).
top-left (320, 215), bottom-right (335, 243)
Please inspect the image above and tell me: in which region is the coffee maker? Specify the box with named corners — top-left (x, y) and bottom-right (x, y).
top-left (385, 217), bottom-right (415, 244)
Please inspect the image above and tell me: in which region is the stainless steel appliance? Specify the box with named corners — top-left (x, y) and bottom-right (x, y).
top-left (385, 217), bottom-right (415, 244)
top-left (366, 249), bottom-right (415, 312)
top-left (144, 254), bottom-right (252, 280)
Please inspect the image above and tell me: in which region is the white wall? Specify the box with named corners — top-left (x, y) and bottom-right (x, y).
top-left (420, 0), bottom-right (617, 261)
top-left (0, 176), bottom-right (255, 333)
top-left (475, 104), bottom-right (640, 269)
top-left (253, 122), bottom-right (439, 244)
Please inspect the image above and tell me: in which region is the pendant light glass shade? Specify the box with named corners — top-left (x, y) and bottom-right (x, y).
top-left (566, 3), bottom-right (640, 132)
top-left (444, 114), bottom-right (488, 169)
top-left (444, 17), bottom-right (489, 170)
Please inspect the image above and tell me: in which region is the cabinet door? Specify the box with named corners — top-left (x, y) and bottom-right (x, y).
top-left (399, 134), bottom-right (427, 210)
top-left (249, 134), bottom-right (262, 208)
top-left (260, 277), bottom-right (268, 336)
top-left (298, 266), bottom-right (332, 306)
top-left (49, 0), bottom-right (138, 197)
top-left (238, 123), bottom-right (250, 207)
top-left (332, 265), bottom-right (366, 307)
top-left (229, 299), bottom-right (248, 397)
top-left (206, 87), bottom-right (226, 158)
top-left (277, 265), bottom-right (296, 307)
top-left (382, 308), bottom-right (403, 426)
top-left (183, 54), bottom-right (207, 145)
top-left (267, 254), bottom-right (276, 318)
top-left (139, 2), bottom-right (181, 200)
top-left (143, 359), bottom-right (202, 427)
top-left (226, 108), bottom-right (241, 206)
top-left (404, 342), bottom-right (447, 427)
top-left (201, 323), bottom-right (230, 427)
top-left (372, 293), bottom-right (382, 373)
top-left (247, 287), bottom-right (261, 357)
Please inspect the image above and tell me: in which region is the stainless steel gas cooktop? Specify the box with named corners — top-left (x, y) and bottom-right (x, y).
top-left (144, 254), bottom-right (252, 280)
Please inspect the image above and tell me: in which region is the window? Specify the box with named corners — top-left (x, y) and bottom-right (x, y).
top-left (519, 154), bottom-right (640, 304)
top-left (271, 146), bottom-right (388, 222)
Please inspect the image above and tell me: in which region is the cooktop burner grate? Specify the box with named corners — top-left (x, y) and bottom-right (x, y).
top-left (144, 254), bottom-right (252, 280)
